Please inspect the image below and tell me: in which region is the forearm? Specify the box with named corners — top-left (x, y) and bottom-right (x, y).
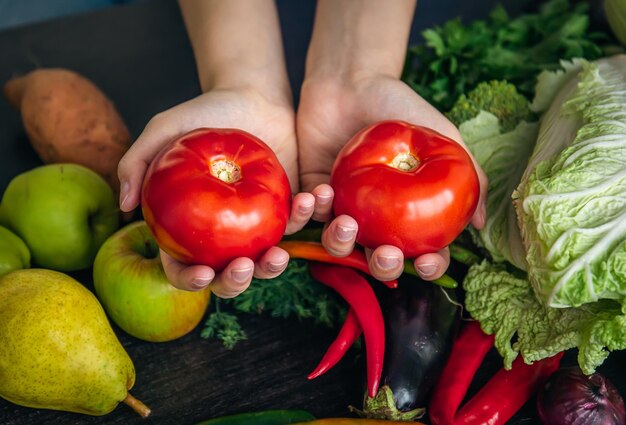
top-left (178, 0), bottom-right (291, 104)
top-left (305, 0), bottom-right (417, 81)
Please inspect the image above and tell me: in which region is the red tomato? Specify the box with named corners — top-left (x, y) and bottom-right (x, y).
top-left (330, 121), bottom-right (479, 257)
top-left (141, 128), bottom-right (291, 271)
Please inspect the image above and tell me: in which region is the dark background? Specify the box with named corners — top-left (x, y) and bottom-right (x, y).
top-left (0, 0), bottom-right (538, 191)
top-left (1, 0), bottom-right (624, 424)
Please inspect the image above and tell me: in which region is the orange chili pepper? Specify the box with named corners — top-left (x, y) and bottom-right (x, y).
top-left (278, 241), bottom-right (398, 288)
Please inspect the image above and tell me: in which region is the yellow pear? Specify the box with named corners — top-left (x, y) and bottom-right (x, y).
top-left (0, 269), bottom-right (150, 417)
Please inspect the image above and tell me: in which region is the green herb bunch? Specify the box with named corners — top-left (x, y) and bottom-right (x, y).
top-left (403, 0), bottom-right (607, 111)
top-left (201, 259), bottom-right (346, 349)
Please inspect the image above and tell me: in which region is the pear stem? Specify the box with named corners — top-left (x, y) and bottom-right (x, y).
top-left (123, 393), bottom-right (151, 418)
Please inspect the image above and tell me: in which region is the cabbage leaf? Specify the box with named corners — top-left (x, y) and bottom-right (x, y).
top-left (460, 112), bottom-right (538, 270)
top-left (464, 260), bottom-right (626, 374)
top-left (515, 56), bottom-right (626, 308)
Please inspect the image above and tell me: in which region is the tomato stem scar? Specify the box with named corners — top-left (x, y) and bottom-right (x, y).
top-left (391, 153), bottom-right (419, 172)
top-left (211, 160), bottom-right (242, 183)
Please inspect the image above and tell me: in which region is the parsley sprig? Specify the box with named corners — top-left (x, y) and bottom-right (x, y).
top-left (201, 260), bottom-right (345, 349)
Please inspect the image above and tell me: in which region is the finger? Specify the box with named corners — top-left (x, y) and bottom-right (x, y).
top-left (470, 164), bottom-right (488, 230)
top-left (253, 246), bottom-right (290, 279)
top-left (321, 215), bottom-right (358, 257)
top-left (311, 184), bottom-right (334, 222)
top-left (366, 245), bottom-right (404, 282)
top-left (413, 247), bottom-right (450, 281)
top-left (160, 249), bottom-right (215, 291)
top-left (284, 192), bottom-right (315, 235)
top-left (209, 257), bottom-right (255, 299)
top-left (117, 113), bottom-right (178, 212)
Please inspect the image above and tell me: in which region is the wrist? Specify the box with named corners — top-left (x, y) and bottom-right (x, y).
top-left (304, 0), bottom-right (415, 84)
top-left (305, 51), bottom-right (403, 86)
top-left (301, 67), bottom-right (396, 102)
top-left (304, 62), bottom-right (399, 90)
top-left (179, 0), bottom-right (292, 107)
top-left (201, 66), bottom-right (293, 109)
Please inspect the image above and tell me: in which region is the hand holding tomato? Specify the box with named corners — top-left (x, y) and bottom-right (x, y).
top-left (118, 89), bottom-right (326, 298)
top-left (297, 76), bottom-right (488, 282)
top-left (142, 128), bottom-right (292, 271)
top-left (330, 120), bottom-right (479, 257)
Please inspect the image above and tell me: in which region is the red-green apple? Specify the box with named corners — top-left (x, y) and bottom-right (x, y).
top-left (93, 221), bottom-right (211, 342)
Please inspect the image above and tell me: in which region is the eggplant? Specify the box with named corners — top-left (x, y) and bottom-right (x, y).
top-left (358, 275), bottom-right (460, 421)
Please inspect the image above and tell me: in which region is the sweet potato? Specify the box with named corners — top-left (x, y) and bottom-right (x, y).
top-left (3, 68), bottom-right (131, 192)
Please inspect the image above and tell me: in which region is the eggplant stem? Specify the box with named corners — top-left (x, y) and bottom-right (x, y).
top-left (350, 385), bottom-right (426, 421)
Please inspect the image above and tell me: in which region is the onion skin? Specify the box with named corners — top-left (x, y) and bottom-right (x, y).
top-left (537, 367), bottom-right (626, 425)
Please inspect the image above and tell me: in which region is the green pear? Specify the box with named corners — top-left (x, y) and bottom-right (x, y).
top-left (0, 164), bottom-right (119, 271)
top-left (0, 269), bottom-right (150, 417)
top-left (0, 225), bottom-right (30, 277)
top-left (94, 221), bottom-right (211, 342)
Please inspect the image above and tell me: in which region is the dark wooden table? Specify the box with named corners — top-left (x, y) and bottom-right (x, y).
top-left (1, 1), bottom-right (624, 424)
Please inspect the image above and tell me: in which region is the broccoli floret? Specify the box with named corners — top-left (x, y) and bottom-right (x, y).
top-left (446, 81), bottom-right (534, 132)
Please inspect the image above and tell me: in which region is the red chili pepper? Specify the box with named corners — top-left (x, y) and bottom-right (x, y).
top-left (454, 351), bottom-right (564, 425)
top-left (309, 262), bottom-right (385, 398)
top-left (429, 321), bottom-right (494, 425)
top-left (429, 321), bottom-right (564, 425)
top-left (278, 241), bottom-right (398, 288)
top-left (308, 308), bottom-right (362, 380)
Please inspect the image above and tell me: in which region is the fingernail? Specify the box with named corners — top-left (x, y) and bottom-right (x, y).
top-left (120, 180), bottom-right (130, 210)
top-left (191, 277), bottom-right (211, 289)
top-left (268, 260), bottom-right (289, 273)
top-left (336, 225), bottom-right (356, 242)
top-left (315, 194), bottom-right (332, 205)
top-left (231, 268), bottom-right (253, 283)
top-left (376, 255), bottom-right (401, 271)
top-left (417, 263), bottom-right (438, 277)
top-left (298, 202), bottom-right (314, 215)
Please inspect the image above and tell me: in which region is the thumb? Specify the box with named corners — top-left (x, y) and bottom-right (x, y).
top-left (117, 114), bottom-right (180, 212)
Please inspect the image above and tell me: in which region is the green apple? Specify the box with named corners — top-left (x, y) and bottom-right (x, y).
top-left (1, 164), bottom-right (118, 271)
top-left (0, 225), bottom-right (30, 277)
top-left (93, 221), bottom-right (211, 342)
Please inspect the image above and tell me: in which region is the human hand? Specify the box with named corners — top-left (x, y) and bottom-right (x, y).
top-left (118, 88), bottom-right (316, 298)
top-left (297, 74), bottom-right (488, 282)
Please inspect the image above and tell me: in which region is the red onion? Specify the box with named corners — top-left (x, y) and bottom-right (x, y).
top-left (537, 366), bottom-right (625, 425)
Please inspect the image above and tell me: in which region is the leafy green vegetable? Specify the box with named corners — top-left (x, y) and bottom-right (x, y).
top-left (460, 111), bottom-right (538, 270)
top-left (403, 0), bottom-right (606, 111)
top-left (202, 259), bottom-right (345, 349)
top-left (201, 311), bottom-right (247, 350)
top-left (462, 56), bottom-right (626, 374)
top-left (402, 0), bottom-right (626, 377)
top-left (515, 56), bottom-right (626, 308)
top-left (231, 259), bottom-right (345, 326)
top-left (447, 81), bottom-right (533, 132)
top-left (464, 260), bottom-right (626, 374)
top-left (529, 58), bottom-right (587, 113)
